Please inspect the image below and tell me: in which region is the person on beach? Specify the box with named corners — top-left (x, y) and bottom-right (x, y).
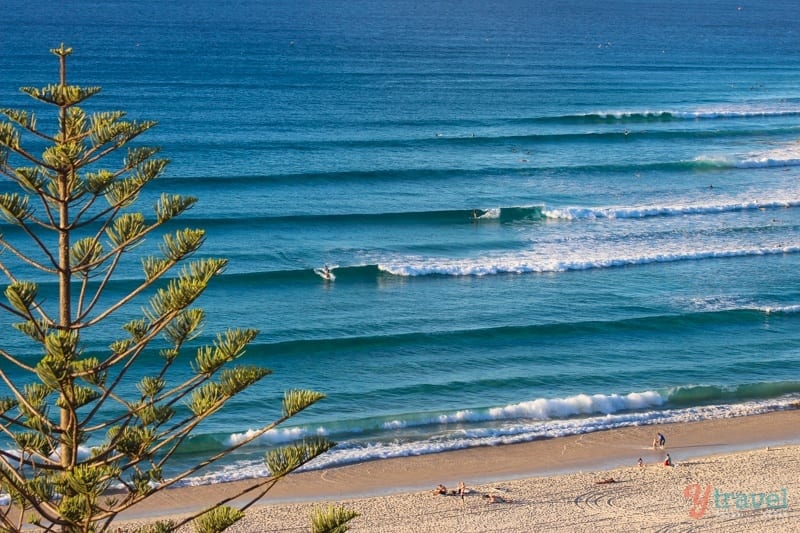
top-left (458, 481), bottom-right (466, 501)
top-left (484, 494), bottom-right (514, 503)
top-left (637, 457), bottom-right (644, 468)
top-left (433, 484), bottom-right (447, 495)
top-left (653, 432), bottom-right (665, 448)
top-left (664, 453), bottom-right (672, 467)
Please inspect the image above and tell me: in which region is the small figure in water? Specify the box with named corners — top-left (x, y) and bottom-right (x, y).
top-left (316, 264), bottom-right (335, 282)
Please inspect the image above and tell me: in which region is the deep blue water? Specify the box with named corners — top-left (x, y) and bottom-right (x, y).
top-left (2, 0), bottom-right (800, 484)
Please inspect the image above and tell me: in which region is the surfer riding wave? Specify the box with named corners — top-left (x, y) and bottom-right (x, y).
top-left (314, 264), bottom-right (336, 281)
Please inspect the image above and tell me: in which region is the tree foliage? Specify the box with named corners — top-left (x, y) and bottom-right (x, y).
top-left (309, 505), bottom-right (360, 533)
top-left (0, 45), bottom-right (355, 533)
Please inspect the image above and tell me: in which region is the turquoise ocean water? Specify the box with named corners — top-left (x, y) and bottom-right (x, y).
top-left (2, 0), bottom-right (800, 485)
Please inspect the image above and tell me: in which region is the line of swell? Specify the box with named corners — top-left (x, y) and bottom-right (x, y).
top-left (515, 108), bottom-right (800, 124)
top-left (252, 308), bottom-right (785, 357)
top-left (185, 205), bottom-right (544, 228)
top-left (161, 153), bottom-right (800, 186)
top-left (162, 124), bottom-right (800, 151)
top-left (425, 126), bottom-right (800, 145)
top-left (153, 195), bottom-right (800, 228)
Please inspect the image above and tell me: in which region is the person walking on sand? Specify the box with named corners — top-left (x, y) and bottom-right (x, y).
top-left (653, 432), bottom-right (665, 448)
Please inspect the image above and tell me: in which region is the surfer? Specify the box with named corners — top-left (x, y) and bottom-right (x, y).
top-left (315, 264), bottom-right (335, 281)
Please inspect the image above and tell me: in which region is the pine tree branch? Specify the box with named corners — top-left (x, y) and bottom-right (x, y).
top-left (154, 412), bottom-right (292, 491)
top-left (0, 369), bottom-right (59, 437)
top-left (74, 252), bottom-right (179, 329)
top-left (74, 243), bottom-right (123, 321)
top-left (77, 315), bottom-right (180, 432)
top-left (0, 107), bottom-right (57, 143)
top-left (0, 234), bottom-right (57, 275)
top-left (0, 136), bottom-right (56, 171)
top-left (72, 218), bottom-right (180, 325)
top-left (0, 347), bottom-right (38, 373)
top-left (0, 456), bottom-right (63, 524)
top-left (172, 477), bottom-right (282, 531)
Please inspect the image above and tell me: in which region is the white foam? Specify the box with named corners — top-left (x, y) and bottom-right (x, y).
top-left (738, 142), bottom-right (800, 168)
top-left (761, 304), bottom-right (800, 314)
top-left (179, 394), bottom-right (800, 487)
top-left (228, 425), bottom-right (329, 446)
top-left (542, 199), bottom-right (800, 221)
top-left (586, 106), bottom-right (800, 121)
top-left (378, 244), bottom-right (800, 277)
top-left (689, 296), bottom-right (800, 315)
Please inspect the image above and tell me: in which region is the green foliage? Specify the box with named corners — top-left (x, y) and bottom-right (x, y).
top-left (163, 308), bottom-right (205, 344)
top-left (13, 432), bottom-right (52, 457)
top-left (156, 193), bottom-right (197, 223)
top-left (309, 505), bottom-right (360, 533)
top-left (265, 437), bottom-right (335, 477)
top-left (0, 108), bottom-right (38, 130)
top-left (4, 281), bottom-right (38, 314)
top-left (12, 319), bottom-right (48, 342)
top-left (283, 389), bottom-right (326, 417)
top-left (0, 396), bottom-right (19, 415)
top-left (134, 520), bottom-right (175, 533)
top-left (70, 236), bottom-right (103, 270)
top-left (194, 506), bottom-right (244, 533)
top-left (20, 83), bottom-right (102, 108)
top-left (192, 328), bottom-right (258, 376)
top-left (106, 212), bottom-right (146, 247)
top-left (0, 192), bottom-right (30, 224)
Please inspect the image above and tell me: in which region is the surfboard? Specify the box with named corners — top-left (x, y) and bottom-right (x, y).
top-left (314, 267), bottom-right (336, 281)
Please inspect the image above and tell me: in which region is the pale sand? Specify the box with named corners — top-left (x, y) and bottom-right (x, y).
top-left (117, 409), bottom-right (800, 532)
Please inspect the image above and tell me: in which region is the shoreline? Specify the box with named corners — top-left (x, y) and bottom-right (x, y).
top-left (117, 408), bottom-right (800, 529)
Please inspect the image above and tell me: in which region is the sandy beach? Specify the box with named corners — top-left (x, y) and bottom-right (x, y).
top-left (112, 409), bottom-right (800, 532)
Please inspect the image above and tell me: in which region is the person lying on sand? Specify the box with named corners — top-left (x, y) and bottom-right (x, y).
top-left (595, 477), bottom-right (616, 484)
top-left (483, 494), bottom-right (513, 503)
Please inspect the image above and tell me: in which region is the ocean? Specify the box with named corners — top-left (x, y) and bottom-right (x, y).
top-left (2, 0), bottom-right (800, 486)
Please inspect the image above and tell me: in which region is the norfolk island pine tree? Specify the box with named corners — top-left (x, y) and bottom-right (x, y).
top-left (0, 45), bottom-right (357, 533)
